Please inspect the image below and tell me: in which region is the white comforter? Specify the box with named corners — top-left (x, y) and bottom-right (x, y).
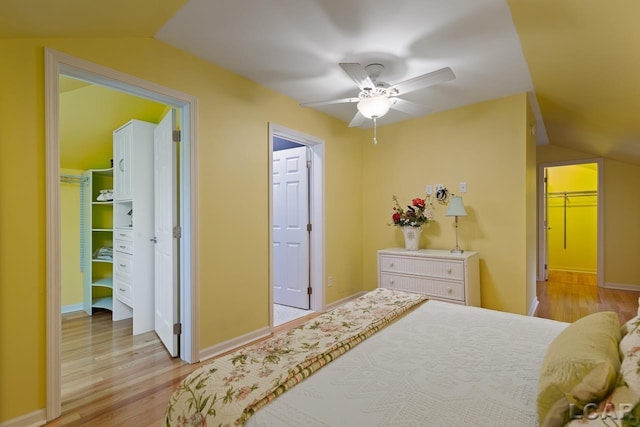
top-left (247, 300), bottom-right (567, 427)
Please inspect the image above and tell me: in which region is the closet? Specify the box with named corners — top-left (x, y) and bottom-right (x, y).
top-left (82, 168), bottom-right (114, 315)
top-left (112, 119), bottom-right (156, 335)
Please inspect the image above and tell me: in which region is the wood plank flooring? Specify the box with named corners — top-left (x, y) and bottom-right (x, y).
top-left (535, 271), bottom-right (640, 324)
top-left (48, 278), bottom-right (640, 426)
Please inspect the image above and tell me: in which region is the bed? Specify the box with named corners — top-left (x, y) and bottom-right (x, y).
top-left (166, 288), bottom-right (640, 427)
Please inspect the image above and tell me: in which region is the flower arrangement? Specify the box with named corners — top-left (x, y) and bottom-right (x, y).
top-left (391, 195), bottom-right (435, 227)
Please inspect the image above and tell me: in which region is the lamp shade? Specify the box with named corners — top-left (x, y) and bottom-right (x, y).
top-left (445, 196), bottom-right (467, 217)
top-left (357, 96), bottom-right (392, 119)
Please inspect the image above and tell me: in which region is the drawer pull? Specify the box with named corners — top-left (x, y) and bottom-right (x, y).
top-left (447, 268), bottom-right (452, 274)
top-left (389, 262), bottom-right (395, 268)
top-left (119, 245), bottom-right (127, 249)
top-left (119, 263), bottom-right (126, 268)
top-left (119, 287), bottom-right (126, 292)
top-left (447, 287), bottom-right (452, 294)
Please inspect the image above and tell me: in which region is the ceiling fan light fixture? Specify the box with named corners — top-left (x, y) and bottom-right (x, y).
top-left (357, 95), bottom-right (392, 119)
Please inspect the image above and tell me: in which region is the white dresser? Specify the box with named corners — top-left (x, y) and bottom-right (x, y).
top-left (378, 248), bottom-right (481, 306)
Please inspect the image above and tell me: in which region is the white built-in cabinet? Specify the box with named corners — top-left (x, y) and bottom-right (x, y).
top-left (83, 168), bottom-right (114, 315)
top-left (112, 119), bottom-right (156, 335)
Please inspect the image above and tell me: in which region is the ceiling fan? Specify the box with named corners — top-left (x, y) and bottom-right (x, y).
top-left (301, 62), bottom-right (456, 143)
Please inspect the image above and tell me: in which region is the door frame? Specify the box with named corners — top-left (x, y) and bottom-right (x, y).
top-left (44, 48), bottom-right (200, 421)
top-left (268, 123), bottom-right (325, 326)
top-left (537, 158), bottom-right (604, 287)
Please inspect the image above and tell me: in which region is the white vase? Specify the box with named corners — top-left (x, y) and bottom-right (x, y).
top-left (401, 226), bottom-right (422, 251)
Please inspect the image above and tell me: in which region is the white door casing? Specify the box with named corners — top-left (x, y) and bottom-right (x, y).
top-left (273, 145), bottom-right (310, 309)
top-left (45, 48), bottom-right (199, 421)
top-left (154, 109), bottom-right (179, 356)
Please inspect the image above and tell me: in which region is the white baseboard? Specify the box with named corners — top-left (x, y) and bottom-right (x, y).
top-left (326, 291), bottom-right (367, 311)
top-left (61, 303), bottom-right (83, 314)
top-left (528, 298), bottom-right (539, 317)
top-left (549, 267), bottom-right (597, 274)
top-left (0, 409), bottom-right (46, 427)
top-left (199, 326), bottom-right (271, 362)
top-left (604, 282), bottom-right (640, 292)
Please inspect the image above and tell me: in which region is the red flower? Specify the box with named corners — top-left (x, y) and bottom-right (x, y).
top-left (412, 198), bottom-right (425, 208)
top-left (392, 213), bottom-right (401, 222)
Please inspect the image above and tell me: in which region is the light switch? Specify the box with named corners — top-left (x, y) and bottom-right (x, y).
top-left (426, 184), bottom-right (433, 195)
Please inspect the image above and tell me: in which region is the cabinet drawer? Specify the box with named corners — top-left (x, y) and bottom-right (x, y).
top-left (379, 255), bottom-right (464, 280)
top-left (114, 252), bottom-right (133, 275)
top-left (380, 272), bottom-right (465, 302)
top-left (114, 239), bottom-right (133, 254)
top-left (114, 229), bottom-right (133, 241)
top-left (114, 276), bottom-right (133, 307)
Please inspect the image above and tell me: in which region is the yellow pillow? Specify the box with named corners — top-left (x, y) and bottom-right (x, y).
top-left (537, 311), bottom-right (622, 427)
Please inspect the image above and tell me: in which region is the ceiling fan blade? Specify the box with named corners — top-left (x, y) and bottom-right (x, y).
top-left (300, 97), bottom-right (359, 107)
top-left (390, 98), bottom-right (431, 116)
top-left (339, 63), bottom-right (375, 91)
top-left (392, 67), bottom-right (455, 95)
top-left (348, 111), bottom-right (366, 128)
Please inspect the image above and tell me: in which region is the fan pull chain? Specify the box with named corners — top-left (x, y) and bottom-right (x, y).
top-left (373, 117), bottom-right (378, 145)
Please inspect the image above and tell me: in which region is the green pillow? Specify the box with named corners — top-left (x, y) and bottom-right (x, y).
top-left (537, 311), bottom-right (622, 427)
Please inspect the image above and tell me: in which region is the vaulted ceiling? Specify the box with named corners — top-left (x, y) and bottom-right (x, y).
top-left (3, 0), bottom-right (639, 164)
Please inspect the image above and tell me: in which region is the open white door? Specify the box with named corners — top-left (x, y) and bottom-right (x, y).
top-left (273, 145), bottom-right (310, 309)
top-left (543, 167), bottom-right (549, 281)
top-left (153, 109), bottom-right (179, 356)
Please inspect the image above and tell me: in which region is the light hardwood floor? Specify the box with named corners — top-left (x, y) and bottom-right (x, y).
top-left (535, 270), bottom-right (640, 324)
top-left (48, 309), bottom-right (317, 426)
top-left (48, 277), bottom-right (639, 426)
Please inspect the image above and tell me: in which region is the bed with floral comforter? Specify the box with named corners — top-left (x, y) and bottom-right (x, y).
top-left (165, 288), bottom-right (428, 426)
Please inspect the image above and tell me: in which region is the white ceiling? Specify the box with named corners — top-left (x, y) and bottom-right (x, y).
top-left (156, 0), bottom-right (546, 138)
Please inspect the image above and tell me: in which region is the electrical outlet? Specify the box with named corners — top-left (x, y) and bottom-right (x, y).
top-left (426, 184), bottom-right (433, 195)
top-left (460, 182), bottom-right (467, 193)
top-left (328, 276), bottom-right (333, 287)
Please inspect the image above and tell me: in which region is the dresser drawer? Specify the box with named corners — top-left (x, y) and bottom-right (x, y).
top-left (114, 239), bottom-right (133, 254)
top-left (114, 229), bottom-right (133, 241)
top-left (114, 252), bottom-right (133, 275)
top-left (380, 272), bottom-right (465, 302)
top-left (114, 276), bottom-right (133, 307)
top-left (379, 255), bottom-right (464, 281)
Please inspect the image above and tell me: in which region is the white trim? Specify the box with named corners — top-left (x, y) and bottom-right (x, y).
top-left (547, 267), bottom-right (597, 274)
top-left (61, 303), bottom-right (83, 314)
top-left (199, 327), bottom-right (271, 362)
top-left (528, 298), bottom-right (539, 317)
top-left (537, 158), bottom-right (604, 287)
top-left (326, 291), bottom-right (367, 311)
top-left (45, 48), bottom-right (200, 422)
top-left (268, 123), bottom-right (326, 327)
top-left (0, 409), bottom-right (46, 427)
top-left (604, 282), bottom-right (640, 292)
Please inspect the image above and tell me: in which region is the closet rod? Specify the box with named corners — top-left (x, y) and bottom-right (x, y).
top-left (60, 174), bottom-right (88, 184)
top-left (547, 190), bottom-right (597, 198)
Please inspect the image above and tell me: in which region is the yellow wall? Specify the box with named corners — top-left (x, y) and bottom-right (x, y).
top-left (538, 144), bottom-right (640, 286)
top-left (546, 164), bottom-right (598, 273)
top-left (0, 38), bottom-right (364, 422)
top-left (361, 93), bottom-right (533, 315)
top-left (60, 168), bottom-right (85, 308)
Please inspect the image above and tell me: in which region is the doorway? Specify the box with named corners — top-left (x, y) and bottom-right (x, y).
top-left (269, 123), bottom-right (325, 327)
top-left (538, 159), bottom-right (604, 287)
top-left (45, 49), bottom-right (199, 421)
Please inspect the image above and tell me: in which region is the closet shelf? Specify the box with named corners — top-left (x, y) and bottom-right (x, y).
top-left (92, 296), bottom-right (113, 311)
top-left (92, 277), bottom-right (113, 289)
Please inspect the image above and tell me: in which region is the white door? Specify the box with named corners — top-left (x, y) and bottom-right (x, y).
top-left (153, 109), bottom-right (179, 356)
top-left (273, 145), bottom-right (310, 309)
top-left (543, 168), bottom-right (549, 281)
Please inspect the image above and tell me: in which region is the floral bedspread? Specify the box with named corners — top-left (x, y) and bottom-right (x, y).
top-left (165, 288), bottom-right (428, 426)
